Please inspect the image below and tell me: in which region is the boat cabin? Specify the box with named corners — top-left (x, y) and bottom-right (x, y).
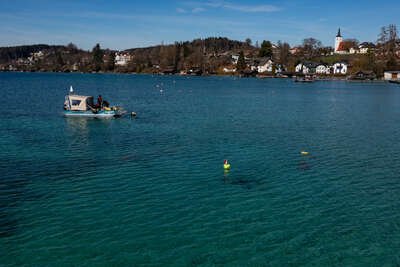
top-left (384, 71), bottom-right (400, 81)
top-left (64, 95), bottom-right (94, 111)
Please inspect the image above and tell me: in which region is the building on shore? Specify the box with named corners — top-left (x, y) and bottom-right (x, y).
top-left (295, 62), bottom-right (318, 74)
top-left (332, 62), bottom-right (348, 74)
top-left (384, 71), bottom-right (400, 81)
top-left (334, 28), bottom-right (344, 54)
top-left (256, 59), bottom-right (274, 73)
top-left (315, 64), bottom-right (331, 74)
top-left (115, 52), bottom-right (132, 66)
top-left (295, 61), bottom-right (348, 75)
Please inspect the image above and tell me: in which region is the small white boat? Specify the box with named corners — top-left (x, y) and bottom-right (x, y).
top-left (294, 75), bottom-right (314, 83)
top-left (63, 87), bottom-right (125, 118)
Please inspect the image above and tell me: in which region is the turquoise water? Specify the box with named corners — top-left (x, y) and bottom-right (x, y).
top-left (2, 72), bottom-right (400, 266)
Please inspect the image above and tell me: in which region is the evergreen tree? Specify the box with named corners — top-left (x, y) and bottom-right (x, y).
top-left (259, 40), bottom-right (273, 58)
top-left (174, 42), bottom-right (182, 72)
top-left (245, 38), bottom-right (252, 46)
top-left (67, 42), bottom-right (78, 51)
top-left (107, 52), bottom-right (115, 71)
top-left (236, 51), bottom-right (246, 73)
top-left (92, 43), bottom-right (104, 72)
top-left (56, 52), bottom-right (64, 68)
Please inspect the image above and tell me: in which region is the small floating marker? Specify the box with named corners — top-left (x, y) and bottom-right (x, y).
top-left (223, 159), bottom-right (231, 170)
top-left (131, 112), bottom-right (137, 117)
top-left (301, 151), bottom-right (309, 156)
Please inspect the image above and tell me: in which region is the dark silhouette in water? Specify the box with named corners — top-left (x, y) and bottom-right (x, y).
top-left (223, 174), bottom-right (262, 189)
top-left (0, 161), bottom-right (52, 238)
top-left (0, 176), bottom-right (23, 238)
top-left (0, 212), bottom-right (18, 238)
top-left (298, 160), bottom-right (311, 171)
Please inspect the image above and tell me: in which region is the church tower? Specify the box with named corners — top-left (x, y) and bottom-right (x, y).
top-left (334, 28), bottom-right (343, 53)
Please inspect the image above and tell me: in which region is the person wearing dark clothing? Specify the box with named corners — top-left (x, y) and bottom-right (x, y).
top-left (97, 95), bottom-right (103, 108)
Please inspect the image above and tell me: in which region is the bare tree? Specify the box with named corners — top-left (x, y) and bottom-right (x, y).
top-left (277, 40), bottom-right (290, 66)
top-left (377, 24), bottom-right (398, 56)
top-left (302, 38), bottom-right (322, 59)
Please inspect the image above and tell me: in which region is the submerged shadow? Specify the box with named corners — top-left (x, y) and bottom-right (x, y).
top-left (223, 173), bottom-right (263, 189)
top-left (0, 210), bottom-right (18, 238)
top-left (298, 160), bottom-right (311, 171)
top-left (0, 162), bottom-right (43, 238)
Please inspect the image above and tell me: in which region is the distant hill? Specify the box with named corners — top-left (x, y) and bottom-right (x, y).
top-left (123, 37), bottom-right (256, 73)
top-left (0, 44), bottom-right (68, 63)
top-left (0, 37), bottom-right (256, 73)
top-left (125, 37), bottom-right (254, 54)
top-left (2, 36), bottom-right (394, 76)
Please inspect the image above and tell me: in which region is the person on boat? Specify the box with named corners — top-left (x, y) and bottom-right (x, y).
top-left (97, 95), bottom-right (103, 108)
top-left (63, 99), bottom-right (68, 110)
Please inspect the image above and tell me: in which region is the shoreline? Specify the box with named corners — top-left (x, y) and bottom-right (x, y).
top-left (0, 70), bottom-right (391, 82)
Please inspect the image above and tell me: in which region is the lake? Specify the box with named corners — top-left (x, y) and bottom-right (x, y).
top-left (2, 72), bottom-right (400, 266)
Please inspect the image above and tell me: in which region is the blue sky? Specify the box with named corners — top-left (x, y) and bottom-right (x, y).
top-left (0, 0), bottom-right (399, 50)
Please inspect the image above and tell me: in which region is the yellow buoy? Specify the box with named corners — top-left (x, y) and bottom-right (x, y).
top-left (223, 160), bottom-right (231, 170)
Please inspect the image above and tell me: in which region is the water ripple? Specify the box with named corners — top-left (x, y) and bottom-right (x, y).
top-left (2, 73), bottom-right (400, 266)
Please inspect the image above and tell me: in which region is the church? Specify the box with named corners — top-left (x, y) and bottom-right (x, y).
top-left (334, 28), bottom-right (375, 55)
top-left (334, 28), bottom-right (347, 54)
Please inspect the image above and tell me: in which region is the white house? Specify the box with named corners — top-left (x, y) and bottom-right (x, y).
top-left (231, 55), bottom-right (239, 64)
top-left (223, 67), bottom-right (236, 73)
top-left (72, 63), bottom-right (79, 71)
top-left (358, 42), bottom-right (375, 54)
top-left (349, 47), bottom-right (358, 54)
top-left (257, 59), bottom-right (274, 73)
top-left (332, 62), bottom-right (348, 74)
top-left (296, 63), bottom-right (309, 74)
top-left (315, 64), bottom-right (330, 74)
top-left (296, 62), bottom-right (318, 74)
top-left (358, 46), bottom-right (368, 54)
top-left (29, 51), bottom-right (44, 62)
top-left (115, 52), bottom-right (132, 66)
top-left (33, 51), bottom-right (44, 59)
top-left (384, 71), bottom-right (400, 81)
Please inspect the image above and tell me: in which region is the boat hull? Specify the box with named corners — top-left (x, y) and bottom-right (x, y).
top-left (388, 80), bottom-right (400, 84)
top-left (64, 110), bottom-right (120, 118)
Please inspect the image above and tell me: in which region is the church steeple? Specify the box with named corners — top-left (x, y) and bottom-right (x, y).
top-left (334, 28), bottom-right (343, 53)
top-left (336, 28), bottom-right (341, 38)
